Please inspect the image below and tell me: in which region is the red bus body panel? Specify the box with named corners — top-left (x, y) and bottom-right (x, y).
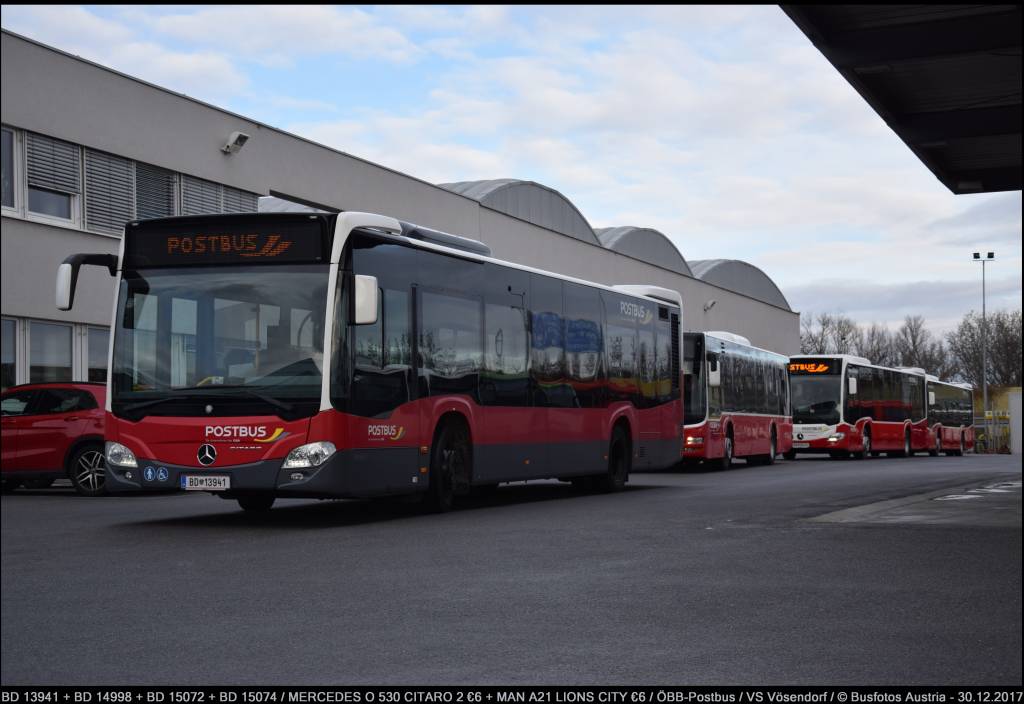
top-left (683, 413), bottom-right (792, 460)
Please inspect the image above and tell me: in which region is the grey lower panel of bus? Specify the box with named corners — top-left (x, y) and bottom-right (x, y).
top-left (473, 442), bottom-right (607, 484)
top-left (105, 447), bottom-right (423, 500)
top-left (104, 438), bottom-right (677, 499)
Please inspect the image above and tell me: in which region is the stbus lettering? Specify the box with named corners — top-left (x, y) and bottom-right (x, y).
top-left (619, 301), bottom-right (648, 320)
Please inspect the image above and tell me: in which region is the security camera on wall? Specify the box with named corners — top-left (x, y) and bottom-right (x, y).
top-left (222, 131), bottom-right (250, 154)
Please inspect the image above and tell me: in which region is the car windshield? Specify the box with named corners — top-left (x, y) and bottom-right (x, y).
top-left (790, 374), bottom-right (842, 425)
top-left (111, 264), bottom-right (329, 417)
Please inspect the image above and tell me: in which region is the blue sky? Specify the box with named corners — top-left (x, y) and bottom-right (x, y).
top-left (2, 5), bottom-right (1021, 332)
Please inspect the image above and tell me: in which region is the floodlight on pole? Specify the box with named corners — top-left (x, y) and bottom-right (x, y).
top-left (972, 251), bottom-right (995, 451)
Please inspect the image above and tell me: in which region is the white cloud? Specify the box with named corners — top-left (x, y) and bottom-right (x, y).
top-left (147, 5), bottom-right (421, 66)
top-left (1, 5), bottom-right (247, 100)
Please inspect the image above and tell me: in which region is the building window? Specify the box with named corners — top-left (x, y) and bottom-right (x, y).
top-left (1, 127), bottom-right (14, 209)
top-left (135, 162), bottom-right (177, 219)
top-left (88, 327), bottom-right (110, 383)
top-left (181, 174), bottom-right (222, 215)
top-left (26, 132), bottom-right (80, 223)
top-left (29, 321), bottom-right (72, 382)
top-left (1, 318), bottom-right (15, 391)
top-left (84, 149), bottom-right (134, 235)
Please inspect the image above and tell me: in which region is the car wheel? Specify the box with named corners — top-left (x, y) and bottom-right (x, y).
top-left (237, 494), bottom-right (275, 512)
top-left (68, 445), bottom-right (106, 496)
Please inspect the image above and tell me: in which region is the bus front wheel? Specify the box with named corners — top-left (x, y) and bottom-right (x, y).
top-left (237, 494), bottom-right (275, 512)
top-left (424, 421), bottom-right (471, 512)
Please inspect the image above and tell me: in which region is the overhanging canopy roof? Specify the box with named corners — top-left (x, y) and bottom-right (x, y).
top-left (782, 4), bottom-right (1022, 194)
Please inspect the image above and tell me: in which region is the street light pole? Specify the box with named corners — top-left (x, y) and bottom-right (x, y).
top-left (973, 252), bottom-right (995, 452)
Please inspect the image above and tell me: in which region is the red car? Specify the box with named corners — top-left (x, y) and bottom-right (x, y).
top-left (1, 382), bottom-right (107, 496)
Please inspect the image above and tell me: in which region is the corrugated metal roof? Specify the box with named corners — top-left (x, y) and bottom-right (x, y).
top-left (439, 179), bottom-right (599, 244)
top-left (689, 259), bottom-right (792, 310)
top-left (594, 226), bottom-right (693, 277)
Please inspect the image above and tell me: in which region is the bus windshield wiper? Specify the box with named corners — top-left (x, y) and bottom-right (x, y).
top-left (120, 386), bottom-right (294, 417)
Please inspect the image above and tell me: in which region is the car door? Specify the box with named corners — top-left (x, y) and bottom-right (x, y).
top-left (18, 388), bottom-right (94, 472)
top-left (1, 389), bottom-right (38, 472)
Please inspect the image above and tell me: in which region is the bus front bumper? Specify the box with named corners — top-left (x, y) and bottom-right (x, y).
top-left (105, 446), bottom-right (423, 499)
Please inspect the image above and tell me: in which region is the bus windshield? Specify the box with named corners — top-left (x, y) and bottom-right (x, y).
top-left (111, 264), bottom-right (329, 418)
top-left (790, 375), bottom-right (841, 425)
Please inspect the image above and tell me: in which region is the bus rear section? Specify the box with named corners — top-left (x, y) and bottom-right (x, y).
top-left (682, 331), bottom-right (792, 468)
top-left (61, 212), bottom-right (684, 512)
top-left (788, 355), bottom-right (930, 459)
top-left (926, 377), bottom-right (975, 456)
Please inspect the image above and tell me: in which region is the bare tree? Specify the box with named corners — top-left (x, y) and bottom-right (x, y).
top-left (859, 323), bottom-right (895, 366)
top-left (800, 312), bottom-right (829, 354)
top-left (945, 309), bottom-right (1021, 387)
top-left (830, 315), bottom-right (860, 355)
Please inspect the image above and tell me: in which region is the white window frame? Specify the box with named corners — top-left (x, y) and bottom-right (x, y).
top-left (83, 325), bottom-right (110, 383)
top-left (25, 319), bottom-right (76, 384)
top-left (1, 316), bottom-right (25, 387)
top-left (24, 141), bottom-right (83, 230)
top-left (1, 125), bottom-right (23, 216)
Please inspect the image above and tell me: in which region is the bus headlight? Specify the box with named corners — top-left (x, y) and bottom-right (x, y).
top-left (105, 441), bottom-right (138, 468)
top-left (827, 433), bottom-right (846, 443)
top-left (283, 441), bottom-right (337, 469)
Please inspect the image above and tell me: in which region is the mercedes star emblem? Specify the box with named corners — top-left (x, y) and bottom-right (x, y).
top-left (197, 444), bottom-right (217, 466)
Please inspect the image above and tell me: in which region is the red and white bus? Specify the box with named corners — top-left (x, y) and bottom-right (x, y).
top-left (57, 212), bottom-right (684, 511)
top-left (926, 376), bottom-right (974, 456)
top-left (788, 355), bottom-right (930, 458)
top-left (682, 331), bottom-right (792, 468)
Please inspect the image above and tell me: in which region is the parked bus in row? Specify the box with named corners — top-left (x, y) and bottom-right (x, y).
top-left (56, 212), bottom-right (684, 511)
top-left (788, 355), bottom-right (932, 458)
top-left (926, 376), bottom-right (974, 456)
top-left (682, 331), bottom-right (792, 468)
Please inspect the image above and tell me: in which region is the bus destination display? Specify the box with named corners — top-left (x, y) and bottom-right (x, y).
top-left (123, 216), bottom-right (330, 267)
top-left (788, 360), bottom-right (838, 374)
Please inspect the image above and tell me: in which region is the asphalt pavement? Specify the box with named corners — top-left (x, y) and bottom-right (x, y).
top-left (2, 453), bottom-right (1021, 685)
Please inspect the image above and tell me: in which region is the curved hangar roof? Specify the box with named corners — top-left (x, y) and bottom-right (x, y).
top-left (595, 226), bottom-right (692, 277)
top-left (689, 259), bottom-right (791, 310)
top-left (439, 178), bottom-right (791, 311)
top-left (440, 179), bottom-right (599, 245)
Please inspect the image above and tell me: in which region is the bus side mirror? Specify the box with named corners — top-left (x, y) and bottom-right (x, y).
top-left (353, 275), bottom-right (379, 325)
top-left (848, 377), bottom-right (858, 395)
top-left (707, 353), bottom-right (721, 387)
top-left (56, 254), bottom-right (118, 311)
top-left (928, 391), bottom-right (936, 406)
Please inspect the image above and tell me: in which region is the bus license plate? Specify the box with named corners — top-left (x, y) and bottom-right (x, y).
top-left (180, 475), bottom-right (230, 491)
top-left (793, 442), bottom-right (809, 449)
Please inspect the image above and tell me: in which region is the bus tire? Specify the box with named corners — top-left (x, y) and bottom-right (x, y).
top-left (237, 494), bottom-right (275, 512)
top-left (424, 420), bottom-right (471, 512)
top-left (854, 429), bottom-right (871, 459)
top-left (783, 450), bottom-right (797, 461)
top-left (930, 434), bottom-right (941, 457)
top-left (0, 478), bottom-right (22, 493)
top-left (765, 428), bottom-right (777, 465)
top-left (951, 434), bottom-right (965, 457)
top-left (714, 431), bottom-right (734, 470)
top-left (594, 426), bottom-right (630, 492)
top-left (68, 443), bottom-right (107, 497)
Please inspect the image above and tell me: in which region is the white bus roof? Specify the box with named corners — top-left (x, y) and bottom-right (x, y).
top-left (357, 222), bottom-right (683, 311)
top-left (701, 330), bottom-right (788, 360)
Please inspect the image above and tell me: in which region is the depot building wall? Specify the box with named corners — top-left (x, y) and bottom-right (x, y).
top-left (1, 30), bottom-right (799, 388)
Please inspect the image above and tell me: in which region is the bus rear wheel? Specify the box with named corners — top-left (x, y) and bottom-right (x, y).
top-left (593, 426), bottom-right (630, 493)
top-left (930, 434), bottom-right (941, 457)
top-left (855, 431), bottom-right (871, 460)
top-left (783, 450), bottom-right (797, 461)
